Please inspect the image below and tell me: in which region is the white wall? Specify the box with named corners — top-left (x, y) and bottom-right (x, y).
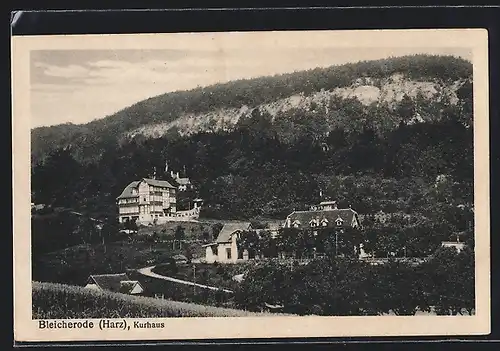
top-left (205, 246), bottom-right (217, 263)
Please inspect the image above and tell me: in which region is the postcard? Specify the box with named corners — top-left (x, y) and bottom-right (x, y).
top-left (12, 28), bottom-right (490, 342)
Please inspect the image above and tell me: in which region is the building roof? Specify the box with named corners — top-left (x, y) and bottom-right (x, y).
top-left (175, 177), bottom-right (192, 186)
top-left (267, 222), bottom-right (282, 231)
top-left (116, 181), bottom-right (141, 199)
top-left (142, 178), bottom-right (177, 189)
top-left (116, 178), bottom-right (177, 200)
top-left (441, 241), bottom-right (466, 246)
top-left (88, 273), bottom-right (143, 294)
top-left (215, 222), bottom-right (251, 243)
top-left (286, 208), bottom-right (360, 228)
top-left (319, 200), bottom-right (337, 206)
top-left (118, 280), bottom-right (143, 294)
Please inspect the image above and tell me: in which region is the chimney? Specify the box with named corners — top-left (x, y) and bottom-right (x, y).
top-left (176, 172), bottom-right (179, 178)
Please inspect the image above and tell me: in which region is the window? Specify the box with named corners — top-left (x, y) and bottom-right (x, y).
top-left (226, 248), bottom-right (232, 260)
top-left (321, 219), bottom-right (329, 227)
top-left (335, 217), bottom-right (344, 226)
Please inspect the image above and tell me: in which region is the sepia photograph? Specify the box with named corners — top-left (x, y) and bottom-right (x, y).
top-left (12, 29), bottom-right (490, 341)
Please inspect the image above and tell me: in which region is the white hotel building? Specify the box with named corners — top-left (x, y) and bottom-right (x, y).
top-left (116, 178), bottom-right (177, 225)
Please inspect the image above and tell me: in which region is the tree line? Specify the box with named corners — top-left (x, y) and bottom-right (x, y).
top-left (31, 118), bottom-right (473, 220)
top-left (233, 246), bottom-right (474, 316)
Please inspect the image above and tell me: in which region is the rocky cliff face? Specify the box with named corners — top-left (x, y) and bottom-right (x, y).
top-left (125, 73), bottom-right (466, 139)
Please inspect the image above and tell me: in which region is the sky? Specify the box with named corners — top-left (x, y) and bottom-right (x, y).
top-left (30, 36), bottom-right (472, 128)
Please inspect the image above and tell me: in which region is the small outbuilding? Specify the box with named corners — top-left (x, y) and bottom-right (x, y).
top-left (85, 273), bottom-right (145, 295)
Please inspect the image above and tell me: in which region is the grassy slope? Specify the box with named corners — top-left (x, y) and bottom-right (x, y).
top-left (32, 281), bottom-right (281, 318)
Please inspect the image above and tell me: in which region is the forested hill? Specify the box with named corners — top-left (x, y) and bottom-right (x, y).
top-left (32, 53), bottom-right (474, 253)
top-left (31, 54), bottom-right (472, 165)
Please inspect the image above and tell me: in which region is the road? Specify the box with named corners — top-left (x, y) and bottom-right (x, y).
top-left (136, 265), bottom-right (234, 294)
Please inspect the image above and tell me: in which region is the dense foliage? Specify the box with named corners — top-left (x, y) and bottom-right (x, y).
top-left (233, 247), bottom-right (474, 316)
top-left (31, 119), bottom-right (472, 221)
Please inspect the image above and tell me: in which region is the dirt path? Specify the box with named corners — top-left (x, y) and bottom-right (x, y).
top-left (136, 266), bottom-right (234, 293)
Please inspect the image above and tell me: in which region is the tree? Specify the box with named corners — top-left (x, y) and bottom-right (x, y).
top-left (422, 246), bottom-right (475, 315)
top-left (174, 225), bottom-right (185, 250)
top-left (151, 231), bottom-right (160, 243)
top-left (73, 216), bottom-right (98, 244)
top-left (202, 230), bottom-right (210, 242)
top-left (31, 147), bottom-right (82, 207)
top-left (372, 261), bottom-right (423, 315)
top-left (259, 230), bottom-right (277, 258)
top-left (396, 94), bottom-right (416, 124)
top-left (238, 230), bottom-right (260, 259)
top-left (276, 228), bottom-right (301, 258)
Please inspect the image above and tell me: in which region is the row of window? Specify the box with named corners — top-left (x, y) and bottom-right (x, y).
top-left (119, 198), bottom-right (139, 204)
top-left (292, 218), bottom-right (344, 228)
top-left (119, 207), bottom-right (139, 214)
top-left (131, 188), bottom-right (175, 196)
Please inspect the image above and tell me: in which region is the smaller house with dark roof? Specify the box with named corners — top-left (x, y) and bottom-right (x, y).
top-left (202, 222), bottom-right (252, 263)
top-left (85, 273), bottom-right (145, 295)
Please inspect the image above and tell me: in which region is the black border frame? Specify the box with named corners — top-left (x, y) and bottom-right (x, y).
top-left (9, 5), bottom-right (500, 348)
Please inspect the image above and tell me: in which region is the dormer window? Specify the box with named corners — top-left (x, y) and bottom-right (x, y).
top-left (292, 220), bottom-right (301, 228)
top-left (321, 218), bottom-right (329, 227)
top-left (335, 217), bottom-right (344, 226)
top-left (309, 218), bottom-right (319, 227)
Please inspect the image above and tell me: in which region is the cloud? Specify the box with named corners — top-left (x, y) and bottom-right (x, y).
top-left (42, 64), bottom-right (90, 79)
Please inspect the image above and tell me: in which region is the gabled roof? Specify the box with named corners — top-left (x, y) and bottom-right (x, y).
top-left (142, 178), bottom-right (176, 189)
top-left (286, 209), bottom-right (360, 228)
top-left (116, 181), bottom-right (140, 199)
top-left (116, 178), bottom-right (176, 200)
top-left (88, 273), bottom-right (130, 292)
top-left (215, 222), bottom-right (251, 243)
top-left (118, 280), bottom-right (143, 294)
